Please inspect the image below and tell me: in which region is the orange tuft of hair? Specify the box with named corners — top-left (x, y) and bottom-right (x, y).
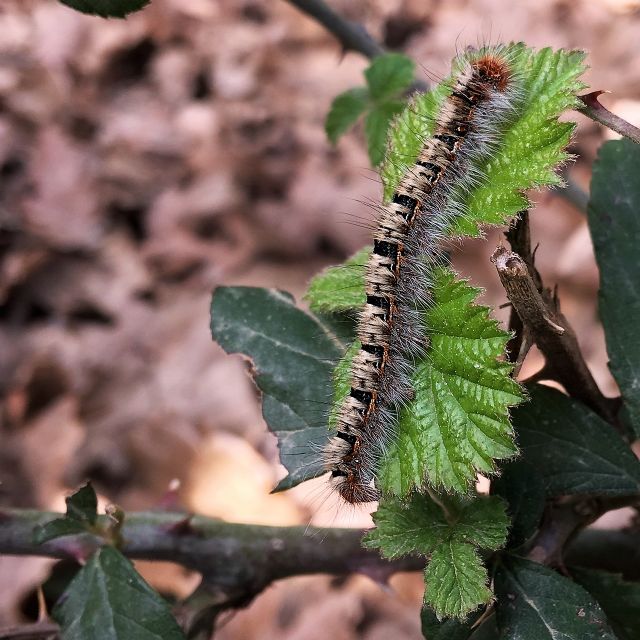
top-left (473, 54), bottom-right (512, 90)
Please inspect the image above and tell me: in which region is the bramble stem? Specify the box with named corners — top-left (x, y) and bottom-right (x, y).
top-left (578, 91), bottom-right (640, 145)
top-left (284, 0), bottom-right (385, 58)
top-left (491, 243), bottom-right (620, 427)
top-left (0, 509), bottom-right (421, 596)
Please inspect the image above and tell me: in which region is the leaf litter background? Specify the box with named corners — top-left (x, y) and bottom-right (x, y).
top-left (1, 0), bottom-right (640, 637)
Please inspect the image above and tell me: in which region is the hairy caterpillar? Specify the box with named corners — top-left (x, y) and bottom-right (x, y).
top-left (323, 46), bottom-right (523, 503)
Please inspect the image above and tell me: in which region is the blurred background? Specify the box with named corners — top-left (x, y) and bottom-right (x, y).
top-left (1, 0), bottom-right (639, 636)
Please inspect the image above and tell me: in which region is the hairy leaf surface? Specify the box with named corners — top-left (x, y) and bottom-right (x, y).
top-left (364, 493), bottom-right (508, 618)
top-left (309, 256), bottom-right (521, 494)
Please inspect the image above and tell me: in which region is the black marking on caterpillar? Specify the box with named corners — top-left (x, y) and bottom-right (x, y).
top-left (323, 46), bottom-right (523, 504)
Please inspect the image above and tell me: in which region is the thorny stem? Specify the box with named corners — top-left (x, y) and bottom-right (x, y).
top-left (1, 506), bottom-right (638, 600)
top-left (579, 91), bottom-right (640, 145)
top-left (491, 242), bottom-right (621, 427)
top-left (0, 623), bottom-right (59, 640)
top-left (284, 0), bottom-right (385, 59)
top-left (527, 495), bottom-right (640, 571)
top-left (0, 508), bottom-right (422, 592)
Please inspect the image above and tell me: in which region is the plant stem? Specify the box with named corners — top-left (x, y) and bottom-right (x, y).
top-left (284, 0), bottom-right (385, 58)
top-left (0, 509), bottom-right (422, 603)
top-left (578, 91), bottom-right (640, 145)
top-left (491, 243), bottom-right (621, 428)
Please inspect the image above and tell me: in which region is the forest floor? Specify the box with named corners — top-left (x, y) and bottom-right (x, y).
top-left (1, 0), bottom-right (639, 637)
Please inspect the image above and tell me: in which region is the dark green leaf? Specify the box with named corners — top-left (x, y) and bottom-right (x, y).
top-left (210, 287), bottom-right (345, 490)
top-left (59, 0), bottom-right (151, 18)
top-left (492, 460), bottom-right (546, 548)
top-left (588, 138), bottom-right (640, 437)
top-left (53, 546), bottom-right (185, 639)
top-left (325, 87), bottom-right (369, 145)
top-left (421, 607), bottom-right (485, 640)
top-left (572, 567), bottom-right (640, 640)
top-left (364, 100), bottom-right (405, 166)
top-left (33, 519), bottom-right (89, 545)
top-left (364, 53), bottom-right (415, 101)
top-left (34, 483), bottom-right (98, 544)
top-left (513, 384), bottom-right (640, 496)
top-left (65, 482), bottom-right (98, 525)
top-left (495, 555), bottom-right (617, 640)
top-left (468, 615), bottom-right (499, 640)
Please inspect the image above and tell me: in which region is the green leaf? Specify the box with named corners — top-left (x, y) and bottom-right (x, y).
top-left (53, 546), bottom-right (185, 639)
top-left (210, 287), bottom-right (344, 491)
top-left (588, 138), bottom-right (640, 438)
top-left (305, 248), bottom-right (367, 314)
top-left (491, 460), bottom-right (546, 548)
top-left (426, 541), bottom-right (493, 619)
top-left (363, 493), bottom-right (448, 559)
top-left (382, 82), bottom-right (452, 202)
top-left (378, 268), bottom-right (522, 495)
top-left (513, 384), bottom-right (640, 496)
top-left (324, 54), bottom-right (414, 157)
top-left (65, 482), bottom-right (98, 524)
top-left (59, 0), bottom-right (151, 17)
top-left (494, 555), bottom-right (617, 640)
top-left (365, 100), bottom-right (405, 166)
top-left (321, 262), bottom-right (521, 494)
top-left (421, 607), bottom-right (485, 640)
top-left (364, 53), bottom-right (415, 101)
top-left (571, 567), bottom-right (640, 640)
top-left (325, 87), bottom-right (369, 145)
top-left (34, 483), bottom-right (98, 544)
top-left (364, 493), bottom-right (508, 618)
top-left (381, 45), bottom-right (587, 236)
top-left (34, 519), bottom-right (90, 545)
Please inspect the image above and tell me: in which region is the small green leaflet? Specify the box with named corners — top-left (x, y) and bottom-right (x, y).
top-left (325, 88), bottom-right (369, 145)
top-left (305, 250), bottom-right (366, 314)
top-left (382, 45), bottom-right (587, 236)
top-left (588, 139), bottom-right (640, 438)
top-left (34, 483), bottom-right (99, 544)
top-left (59, 0), bottom-right (151, 17)
top-left (325, 53), bottom-right (415, 166)
top-left (53, 546), bottom-right (186, 639)
top-left (364, 493), bottom-right (509, 618)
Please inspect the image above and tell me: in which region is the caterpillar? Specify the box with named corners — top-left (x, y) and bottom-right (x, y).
top-left (323, 46), bottom-right (523, 503)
